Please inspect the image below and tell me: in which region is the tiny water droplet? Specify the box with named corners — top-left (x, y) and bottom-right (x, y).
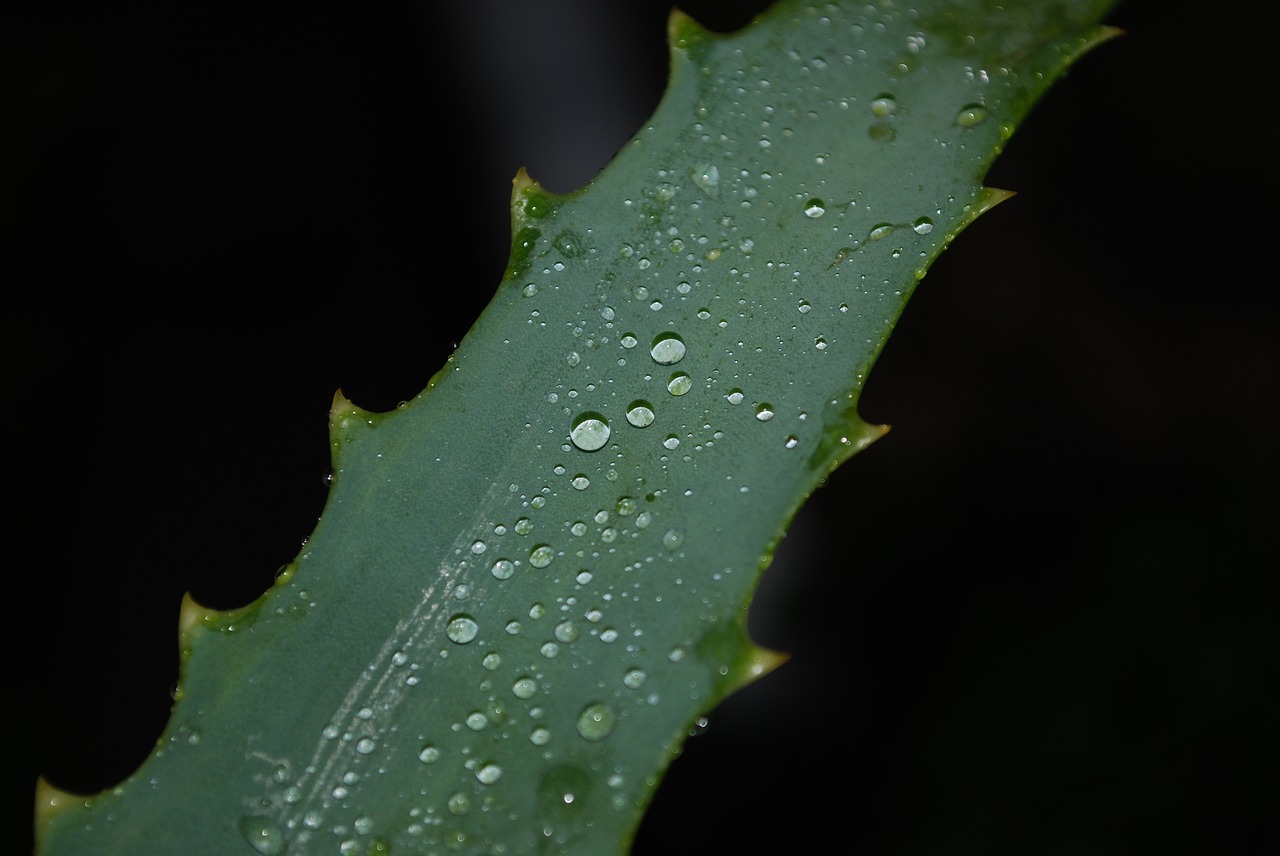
top-left (570, 413), bottom-right (610, 452)
top-left (576, 702), bottom-right (617, 742)
top-left (649, 333), bottom-right (687, 365)
top-left (626, 401), bottom-right (655, 428)
top-left (955, 103), bottom-right (989, 127)
top-left (755, 404), bottom-right (775, 422)
top-left (446, 614), bottom-right (479, 644)
top-left (666, 373), bottom-right (692, 396)
top-left (529, 545), bottom-right (554, 568)
top-left (803, 198), bottom-right (825, 218)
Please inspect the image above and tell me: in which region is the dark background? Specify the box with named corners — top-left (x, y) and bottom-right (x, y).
top-left (7, 1), bottom-right (1276, 853)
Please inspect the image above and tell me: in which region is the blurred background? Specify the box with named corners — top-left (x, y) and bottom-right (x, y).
top-left (6, 0), bottom-right (1276, 852)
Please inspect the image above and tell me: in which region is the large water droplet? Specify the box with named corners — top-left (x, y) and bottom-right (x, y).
top-left (868, 223), bottom-right (895, 241)
top-left (476, 762), bottom-right (503, 785)
top-left (576, 702), bottom-right (617, 741)
top-left (649, 333), bottom-right (687, 365)
top-left (513, 677), bottom-right (538, 699)
top-left (955, 103), bottom-right (989, 127)
top-left (870, 93), bottom-right (897, 116)
top-left (666, 373), bottom-right (692, 396)
top-left (913, 216), bottom-right (934, 235)
top-left (419, 745), bottom-right (441, 764)
top-left (237, 817), bottom-right (286, 856)
top-left (529, 545), bottom-right (554, 568)
top-left (570, 413), bottom-right (610, 452)
top-left (626, 401), bottom-right (655, 428)
top-left (491, 559), bottom-right (514, 580)
top-left (445, 615), bottom-right (478, 644)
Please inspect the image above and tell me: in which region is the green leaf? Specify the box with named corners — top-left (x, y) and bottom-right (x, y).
top-left (36, 1), bottom-right (1118, 853)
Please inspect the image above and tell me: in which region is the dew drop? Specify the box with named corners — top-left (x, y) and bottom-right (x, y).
top-left (514, 517), bottom-right (533, 535)
top-left (690, 162), bottom-right (720, 196)
top-left (469, 540), bottom-right (487, 555)
top-left (869, 223), bottom-right (895, 241)
top-left (491, 559), bottom-right (514, 580)
top-left (663, 435), bottom-right (681, 451)
top-left (626, 401), bottom-right (655, 428)
top-left (621, 333), bottom-right (638, 349)
top-left (529, 545), bottom-right (554, 568)
top-left (237, 817), bottom-right (286, 856)
top-left (726, 388), bottom-right (744, 405)
top-left (623, 668), bottom-right (648, 689)
top-left (513, 677), bottom-right (538, 699)
top-left (650, 334), bottom-right (687, 365)
top-left (870, 93), bottom-right (897, 116)
top-left (785, 435), bottom-right (799, 449)
top-left (570, 413), bottom-right (610, 452)
top-left (955, 102), bottom-right (989, 127)
top-left (530, 726), bottom-right (552, 746)
top-left (576, 702), bottom-right (617, 742)
top-left (803, 198), bottom-right (825, 218)
top-left (666, 373), bottom-right (692, 396)
top-left (662, 529), bottom-right (685, 551)
top-left (571, 474), bottom-right (590, 490)
top-left (446, 614), bottom-right (479, 644)
top-left (447, 792), bottom-right (472, 815)
top-left (814, 337), bottom-right (828, 350)
top-left (913, 216), bottom-right (934, 235)
top-left (466, 712), bottom-right (488, 731)
top-left (616, 496), bottom-right (637, 516)
top-left (355, 737), bottom-right (376, 755)
top-left (555, 620), bottom-right (580, 643)
top-left (482, 652), bottom-right (502, 670)
top-left (755, 404), bottom-right (775, 422)
top-left (476, 763), bottom-right (503, 785)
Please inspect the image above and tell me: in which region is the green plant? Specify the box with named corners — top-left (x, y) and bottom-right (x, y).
top-left (32, 1), bottom-right (1118, 853)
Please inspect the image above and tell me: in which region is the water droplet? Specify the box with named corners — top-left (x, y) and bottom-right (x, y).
top-left (540, 641), bottom-right (560, 658)
top-left (353, 816), bottom-right (374, 835)
top-left (913, 216), bottom-right (934, 235)
top-left (513, 677), bottom-right (538, 699)
top-left (476, 763), bottom-right (503, 785)
top-left (755, 404), bottom-right (775, 422)
top-left (621, 400), bottom-right (655, 429)
top-left (803, 198), bottom-right (825, 218)
top-left (649, 333), bottom-right (687, 365)
top-left (466, 711), bottom-right (488, 731)
top-left (446, 614), bottom-right (479, 644)
top-left (623, 668), bottom-right (648, 689)
top-left (491, 559), bottom-right (514, 580)
top-left (621, 333), bottom-right (638, 349)
top-left (522, 282), bottom-right (539, 298)
top-left (616, 496), bottom-right (637, 516)
top-left (798, 300), bottom-right (812, 314)
top-left (447, 792), bottom-right (472, 815)
top-left (514, 517), bottom-right (533, 535)
top-left (570, 413), bottom-right (610, 452)
top-left (530, 726), bottom-right (552, 746)
top-left (469, 540), bottom-right (486, 555)
top-left (784, 435), bottom-right (799, 449)
top-left (482, 652), bottom-right (502, 670)
top-left (690, 162), bottom-right (720, 196)
top-left (870, 93), bottom-right (897, 116)
top-left (868, 223), bottom-right (895, 241)
top-left (576, 702), bottom-right (617, 742)
top-left (725, 388), bottom-right (744, 405)
top-left (814, 337), bottom-right (828, 350)
top-left (662, 529), bottom-right (685, 551)
top-left (555, 620), bottom-right (580, 643)
top-left (529, 545), bottom-right (554, 568)
top-left (237, 817), bottom-right (286, 855)
top-left (666, 373), bottom-right (692, 396)
top-left (955, 102), bottom-right (989, 127)
top-left (663, 435), bottom-right (680, 451)
top-left (355, 737), bottom-right (376, 755)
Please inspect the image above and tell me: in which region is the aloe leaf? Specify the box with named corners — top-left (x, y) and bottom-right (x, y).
top-left (36, 1), bottom-right (1118, 853)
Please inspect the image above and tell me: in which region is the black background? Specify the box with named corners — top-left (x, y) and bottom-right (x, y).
top-left (7, 1), bottom-right (1276, 853)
